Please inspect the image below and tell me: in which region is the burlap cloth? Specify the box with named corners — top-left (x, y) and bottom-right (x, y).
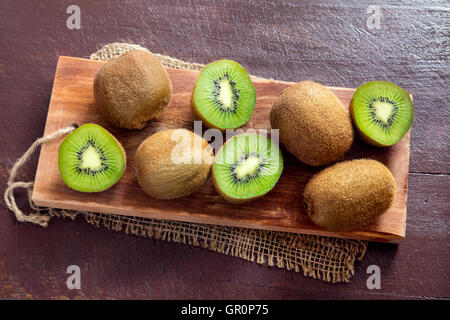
top-left (4, 43), bottom-right (367, 283)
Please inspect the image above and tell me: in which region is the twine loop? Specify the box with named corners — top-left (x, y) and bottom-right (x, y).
top-left (3, 125), bottom-right (77, 227)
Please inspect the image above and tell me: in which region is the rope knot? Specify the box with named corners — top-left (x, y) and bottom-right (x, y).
top-left (3, 125), bottom-right (76, 227)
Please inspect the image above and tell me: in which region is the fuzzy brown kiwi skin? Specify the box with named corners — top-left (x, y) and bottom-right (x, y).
top-left (303, 159), bottom-right (396, 231)
top-left (270, 81), bottom-right (354, 167)
top-left (94, 50), bottom-right (172, 129)
top-left (134, 129), bottom-right (213, 200)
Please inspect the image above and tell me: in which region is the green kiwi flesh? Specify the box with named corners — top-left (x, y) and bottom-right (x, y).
top-left (191, 59), bottom-right (256, 130)
top-left (303, 159), bottom-right (396, 231)
top-left (58, 123), bottom-right (126, 192)
top-left (213, 133), bottom-right (283, 202)
top-left (350, 81), bottom-right (414, 147)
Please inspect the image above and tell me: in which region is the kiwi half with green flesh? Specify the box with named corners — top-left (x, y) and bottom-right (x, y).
top-left (191, 59), bottom-right (256, 130)
top-left (134, 129), bottom-right (214, 200)
top-left (213, 133), bottom-right (283, 203)
top-left (350, 81), bottom-right (414, 147)
top-left (304, 159), bottom-right (396, 231)
top-left (58, 123), bottom-right (126, 192)
top-left (94, 50), bottom-right (172, 129)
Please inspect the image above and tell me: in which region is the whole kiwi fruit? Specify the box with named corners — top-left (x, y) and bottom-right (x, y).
top-left (134, 129), bottom-right (214, 199)
top-left (303, 159), bottom-right (396, 231)
top-left (94, 50), bottom-right (172, 129)
top-left (270, 81), bottom-right (354, 166)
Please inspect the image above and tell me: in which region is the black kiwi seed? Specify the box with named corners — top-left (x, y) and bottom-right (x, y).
top-left (212, 133), bottom-right (284, 203)
top-left (350, 81), bottom-right (414, 147)
top-left (191, 59), bottom-right (256, 130)
top-left (229, 152), bottom-right (267, 184)
top-left (212, 73), bottom-right (241, 113)
top-left (368, 96), bottom-right (399, 129)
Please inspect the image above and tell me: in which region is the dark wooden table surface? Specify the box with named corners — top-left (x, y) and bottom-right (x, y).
top-left (0, 0), bottom-right (448, 300)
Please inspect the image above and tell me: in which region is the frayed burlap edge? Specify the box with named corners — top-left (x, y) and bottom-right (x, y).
top-left (85, 212), bottom-right (367, 283)
top-left (90, 43), bottom-right (205, 71)
top-left (4, 42), bottom-right (367, 283)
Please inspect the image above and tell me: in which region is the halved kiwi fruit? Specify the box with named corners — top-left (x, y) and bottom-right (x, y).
top-left (191, 59), bottom-right (256, 130)
top-left (212, 133), bottom-right (283, 202)
top-left (58, 123), bottom-right (126, 192)
top-left (350, 81), bottom-right (414, 147)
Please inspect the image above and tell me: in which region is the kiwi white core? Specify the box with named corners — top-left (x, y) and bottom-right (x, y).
top-left (235, 156), bottom-right (261, 180)
top-left (217, 79), bottom-right (234, 110)
top-left (373, 101), bottom-right (395, 124)
top-left (80, 145), bottom-right (102, 170)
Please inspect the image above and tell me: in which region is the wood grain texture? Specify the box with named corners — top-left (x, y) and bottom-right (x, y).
top-left (0, 0), bottom-right (448, 299)
top-left (32, 56), bottom-right (410, 242)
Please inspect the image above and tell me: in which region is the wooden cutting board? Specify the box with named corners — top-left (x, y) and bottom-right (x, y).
top-left (32, 56), bottom-right (411, 242)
